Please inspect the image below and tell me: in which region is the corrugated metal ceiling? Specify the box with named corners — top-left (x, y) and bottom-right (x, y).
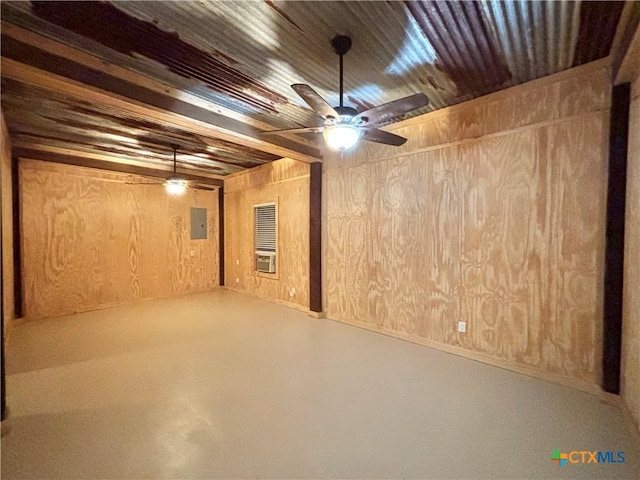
top-left (0, 0), bottom-right (626, 175)
top-left (1, 77), bottom-right (280, 175)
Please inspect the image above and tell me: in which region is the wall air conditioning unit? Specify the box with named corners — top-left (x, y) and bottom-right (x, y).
top-left (255, 251), bottom-right (276, 273)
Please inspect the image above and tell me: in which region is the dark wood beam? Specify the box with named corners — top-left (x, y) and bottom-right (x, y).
top-left (11, 156), bottom-right (22, 319)
top-left (602, 83), bottom-right (630, 394)
top-left (218, 187), bottom-right (225, 287)
top-left (1, 166), bottom-right (4, 422)
top-left (309, 162), bottom-right (322, 313)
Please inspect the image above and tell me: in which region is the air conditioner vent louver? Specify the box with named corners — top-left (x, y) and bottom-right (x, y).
top-left (256, 252), bottom-right (276, 273)
top-left (255, 204), bottom-right (276, 252)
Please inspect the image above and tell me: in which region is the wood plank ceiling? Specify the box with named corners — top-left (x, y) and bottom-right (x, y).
top-left (0, 1), bottom-right (629, 178)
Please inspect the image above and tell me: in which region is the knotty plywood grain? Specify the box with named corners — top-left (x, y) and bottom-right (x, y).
top-left (20, 159), bottom-right (219, 320)
top-left (622, 72), bottom-right (640, 431)
top-left (1, 113), bottom-right (15, 333)
top-left (326, 60), bottom-right (610, 173)
top-left (224, 158), bottom-right (309, 309)
top-left (324, 63), bottom-right (610, 388)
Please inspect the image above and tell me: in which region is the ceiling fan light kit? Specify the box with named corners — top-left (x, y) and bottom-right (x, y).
top-left (164, 177), bottom-right (187, 195)
top-left (323, 124), bottom-right (361, 150)
top-left (262, 35), bottom-right (429, 151)
top-left (164, 144), bottom-right (187, 195)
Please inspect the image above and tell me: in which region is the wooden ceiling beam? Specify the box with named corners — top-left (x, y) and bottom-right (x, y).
top-left (11, 141), bottom-right (226, 180)
top-left (8, 129), bottom-right (257, 175)
top-left (14, 147), bottom-right (224, 187)
top-left (0, 22), bottom-right (317, 150)
top-left (1, 54), bottom-right (322, 164)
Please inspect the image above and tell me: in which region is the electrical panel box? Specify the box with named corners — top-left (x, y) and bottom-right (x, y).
top-left (190, 207), bottom-right (207, 240)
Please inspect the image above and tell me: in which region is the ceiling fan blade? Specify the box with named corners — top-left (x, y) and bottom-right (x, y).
top-left (355, 93), bottom-right (428, 126)
top-left (260, 126), bottom-right (325, 135)
top-left (292, 84), bottom-right (339, 119)
top-left (362, 128), bottom-right (408, 146)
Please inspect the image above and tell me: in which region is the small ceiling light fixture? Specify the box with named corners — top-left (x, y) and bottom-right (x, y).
top-left (165, 177), bottom-right (187, 195)
top-left (165, 145), bottom-right (187, 195)
top-left (323, 124), bottom-right (361, 150)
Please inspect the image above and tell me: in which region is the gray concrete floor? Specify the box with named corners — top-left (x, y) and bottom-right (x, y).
top-left (1, 289), bottom-right (639, 479)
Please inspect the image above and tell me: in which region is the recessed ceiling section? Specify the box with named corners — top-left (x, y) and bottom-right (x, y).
top-left (1, 78), bottom-right (280, 176)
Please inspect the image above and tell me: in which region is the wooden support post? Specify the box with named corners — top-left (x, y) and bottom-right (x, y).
top-left (1, 170), bottom-right (4, 422)
top-left (602, 83), bottom-right (630, 394)
top-left (11, 157), bottom-right (22, 319)
top-left (218, 187), bottom-right (225, 287)
top-left (309, 162), bottom-right (322, 313)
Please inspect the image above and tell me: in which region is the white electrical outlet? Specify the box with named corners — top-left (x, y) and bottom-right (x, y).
top-left (236, 259), bottom-right (240, 265)
top-left (189, 250), bottom-right (195, 257)
top-left (289, 287), bottom-right (296, 297)
top-left (235, 277), bottom-right (240, 284)
top-left (457, 321), bottom-right (466, 333)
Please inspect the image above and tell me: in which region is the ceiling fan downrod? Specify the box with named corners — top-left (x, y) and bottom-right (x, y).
top-left (331, 35), bottom-right (352, 109)
top-left (170, 143), bottom-right (179, 174)
top-left (165, 144), bottom-right (187, 195)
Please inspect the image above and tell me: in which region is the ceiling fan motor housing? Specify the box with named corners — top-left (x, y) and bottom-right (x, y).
top-left (330, 35), bottom-right (352, 56)
top-left (325, 105), bottom-right (360, 126)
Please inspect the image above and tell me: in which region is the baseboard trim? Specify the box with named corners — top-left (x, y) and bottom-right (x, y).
top-left (223, 287), bottom-right (310, 314)
top-left (19, 287), bottom-right (223, 322)
top-left (222, 288), bottom-right (324, 319)
top-left (325, 315), bottom-right (602, 396)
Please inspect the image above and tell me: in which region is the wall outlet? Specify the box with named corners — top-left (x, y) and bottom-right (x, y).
top-left (236, 259), bottom-right (240, 265)
top-left (457, 321), bottom-right (466, 333)
top-left (189, 249), bottom-right (195, 257)
top-left (235, 277), bottom-right (240, 284)
top-left (289, 287), bottom-right (296, 297)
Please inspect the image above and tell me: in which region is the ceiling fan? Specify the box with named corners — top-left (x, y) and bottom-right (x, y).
top-left (164, 144), bottom-right (188, 194)
top-left (125, 144), bottom-right (217, 194)
top-left (262, 35), bottom-right (429, 150)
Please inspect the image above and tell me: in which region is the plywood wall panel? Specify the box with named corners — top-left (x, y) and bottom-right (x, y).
top-left (224, 159), bottom-right (310, 309)
top-left (1, 113), bottom-right (15, 333)
top-left (511, 82), bottom-right (559, 128)
top-left (225, 158), bottom-right (309, 193)
top-left (20, 160), bottom-right (219, 319)
top-left (456, 131), bottom-right (538, 364)
top-left (559, 70), bottom-right (610, 118)
top-left (557, 117), bottom-right (607, 379)
top-left (323, 63), bottom-right (610, 389)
